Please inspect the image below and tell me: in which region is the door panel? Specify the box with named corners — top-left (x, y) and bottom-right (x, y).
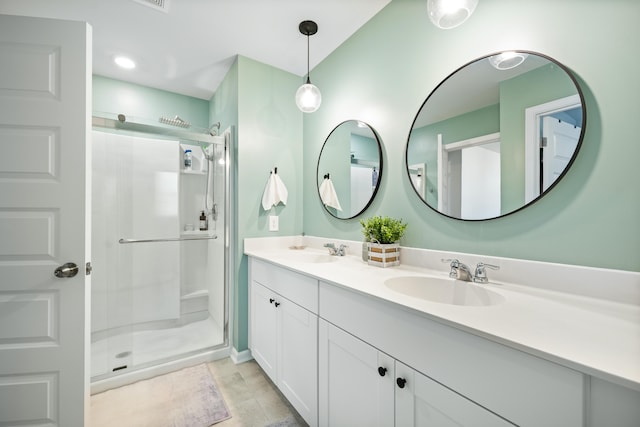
top-left (249, 281), bottom-right (278, 381)
top-left (278, 298), bottom-right (318, 426)
top-left (0, 14), bottom-right (91, 426)
top-left (318, 320), bottom-right (394, 427)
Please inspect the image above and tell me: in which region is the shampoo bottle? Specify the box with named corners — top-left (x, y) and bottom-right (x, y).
top-left (199, 210), bottom-right (208, 231)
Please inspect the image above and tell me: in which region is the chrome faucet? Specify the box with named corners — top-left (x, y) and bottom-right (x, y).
top-left (442, 258), bottom-right (473, 282)
top-left (442, 259), bottom-right (500, 283)
top-left (473, 262), bottom-right (500, 283)
top-left (324, 243), bottom-right (348, 256)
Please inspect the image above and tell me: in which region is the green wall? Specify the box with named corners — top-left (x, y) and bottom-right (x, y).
top-left (408, 104), bottom-right (500, 207)
top-left (302, 0), bottom-right (640, 272)
top-left (210, 56), bottom-right (303, 352)
top-left (93, 75), bottom-right (209, 128)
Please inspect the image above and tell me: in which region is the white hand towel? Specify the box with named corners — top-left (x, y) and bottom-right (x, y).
top-left (261, 171), bottom-right (289, 210)
top-left (319, 177), bottom-right (342, 211)
top-left (273, 173), bottom-right (288, 206)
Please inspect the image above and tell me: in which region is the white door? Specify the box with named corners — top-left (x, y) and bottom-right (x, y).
top-left (460, 142), bottom-right (501, 220)
top-left (395, 362), bottom-right (514, 426)
top-left (542, 116), bottom-right (580, 192)
top-left (0, 14), bottom-right (91, 427)
top-left (318, 320), bottom-right (394, 427)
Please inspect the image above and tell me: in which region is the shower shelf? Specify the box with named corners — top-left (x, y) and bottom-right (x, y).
top-left (181, 169), bottom-right (206, 175)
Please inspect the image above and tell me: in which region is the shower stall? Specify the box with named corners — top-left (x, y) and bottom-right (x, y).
top-left (90, 114), bottom-right (230, 392)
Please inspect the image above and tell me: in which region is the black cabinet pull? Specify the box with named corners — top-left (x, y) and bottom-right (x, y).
top-left (269, 298), bottom-right (275, 304)
top-left (378, 367), bottom-right (387, 377)
top-left (274, 301), bottom-right (280, 307)
top-left (396, 377), bottom-right (407, 388)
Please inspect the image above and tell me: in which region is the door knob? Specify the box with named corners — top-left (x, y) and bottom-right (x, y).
top-left (54, 262), bottom-right (79, 278)
top-left (378, 367), bottom-right (387, 377)
top-left (396, 377), bottom-right (407, 388)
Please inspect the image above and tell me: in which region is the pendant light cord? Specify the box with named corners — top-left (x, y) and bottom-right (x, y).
top-left (306, 32), bottom-right (311, 84)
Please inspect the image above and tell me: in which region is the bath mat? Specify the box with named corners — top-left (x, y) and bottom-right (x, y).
top-left (90, 363), bottom-right (231, 427)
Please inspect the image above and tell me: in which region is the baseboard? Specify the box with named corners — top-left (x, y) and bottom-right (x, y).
top-left (230, 347), bottom-right (253, 364)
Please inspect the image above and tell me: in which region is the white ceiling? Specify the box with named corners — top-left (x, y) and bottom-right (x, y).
top-left (0, 0), bottom-right (391, 100)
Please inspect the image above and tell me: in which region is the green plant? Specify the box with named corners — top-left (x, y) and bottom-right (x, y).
top-left (360, 215), bottom-right (407, 244)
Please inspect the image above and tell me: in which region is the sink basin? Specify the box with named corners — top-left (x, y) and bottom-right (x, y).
top-left (384, 276), bottom-right (505, 306)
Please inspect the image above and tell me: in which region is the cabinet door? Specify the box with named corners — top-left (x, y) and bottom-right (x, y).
top-left (249, 281), bottom-right (278, 381)
top-left (395, 361), bottom-right (514, 427)
top-left (278, 298), bottom-right (318, 427)
top-left (319, 320), bottom-right (394, 427)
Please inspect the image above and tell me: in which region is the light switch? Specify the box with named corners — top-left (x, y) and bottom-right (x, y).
top-left (269, 215), bottom-right (279, 231)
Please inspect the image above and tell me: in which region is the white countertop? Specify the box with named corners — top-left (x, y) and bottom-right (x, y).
top-left (244, 236), bottom-right (640, 392)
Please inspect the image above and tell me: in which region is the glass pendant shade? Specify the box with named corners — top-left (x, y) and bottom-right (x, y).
top-left (296, 20), bottom-right (321, 113)
top-left (296, 81), bottom-right (322, 113)
top-left (427, 0), bottom-right (478, 29)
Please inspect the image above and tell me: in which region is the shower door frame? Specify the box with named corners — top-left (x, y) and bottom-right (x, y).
top-left (90, 115), bottom-right (233, 393)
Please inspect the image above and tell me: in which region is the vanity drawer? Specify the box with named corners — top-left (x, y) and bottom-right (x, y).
top-left (319, 281), bottom-right (585, 427)
top-left (250, 258), bottom-right (318, 314)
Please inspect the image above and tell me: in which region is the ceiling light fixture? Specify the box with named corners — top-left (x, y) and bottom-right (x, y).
top-left (427, 0), bottom-right (478, 29)
top-left (488, 51), bottom-right (529, 70)
top-left (295, 20), bottom-right (321, 113)
top-left (114, 56), bottom-right (136, 69)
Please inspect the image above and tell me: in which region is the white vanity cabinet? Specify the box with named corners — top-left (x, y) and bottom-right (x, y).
top-left (319, 319), bottom-right (514, 427)
top-left (247, 253), bottom-right (639, 427)
top-left (248, 258), bottom-right (318, 427)
top-left (319, 281), bottom-right (585, 427)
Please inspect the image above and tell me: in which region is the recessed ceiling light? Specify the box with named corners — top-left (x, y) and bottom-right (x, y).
top-left (488, 52), bottom-right (529, 70)
top-left (114, 56), bottom-right (136, 69)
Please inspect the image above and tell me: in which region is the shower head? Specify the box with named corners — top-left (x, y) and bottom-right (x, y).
top-left (159, 115), bottom-right (191, 128)
top-left (207, 122), bottom-right (221, 136)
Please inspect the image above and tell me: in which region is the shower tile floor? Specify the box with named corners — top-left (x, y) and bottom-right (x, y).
top-left (91, 315), bottom-right (223, 377)
top-left (90, 357), bottom-right (308, 427)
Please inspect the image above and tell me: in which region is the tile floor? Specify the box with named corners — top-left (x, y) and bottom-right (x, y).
top-left (207, 358), bottom-right (308, 427)
top-left (90, 357), bottom-right (308, 427)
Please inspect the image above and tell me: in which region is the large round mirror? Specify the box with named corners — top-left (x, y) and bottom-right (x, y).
top-left (317, 120), bottom-right (383, 219)
top-left (406, 51), bottom-right (585, 220)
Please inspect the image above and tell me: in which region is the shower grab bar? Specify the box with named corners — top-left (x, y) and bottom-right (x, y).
top-left (119, 235), bottom-right (217, 244)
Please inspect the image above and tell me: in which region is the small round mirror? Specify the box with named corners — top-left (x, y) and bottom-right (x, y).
top-left (317, 120), bottom-right (383, 219)
top-left (406, 51), bottom-right (585, 220)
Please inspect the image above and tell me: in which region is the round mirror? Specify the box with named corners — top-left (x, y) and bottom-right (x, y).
top-left (406, 51), bottom-right (585, 220)
top-left (317, 120), bottom-right (383, 219)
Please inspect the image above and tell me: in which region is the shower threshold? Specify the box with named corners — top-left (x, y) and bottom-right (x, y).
top-left (91, 315), bottom-right (224, 385)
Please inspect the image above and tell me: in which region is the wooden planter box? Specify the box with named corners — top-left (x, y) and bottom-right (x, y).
top-left (367, 242), bottom-right (400, 267)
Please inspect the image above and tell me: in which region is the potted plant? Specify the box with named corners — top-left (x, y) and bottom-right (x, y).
top-left (360, 216), bottom-right (407, 267)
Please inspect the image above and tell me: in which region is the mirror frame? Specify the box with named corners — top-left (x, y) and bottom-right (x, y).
top-left (317, 120), bottom-right (384, 220)
top-left (405, 50), bottom-right (586, 221)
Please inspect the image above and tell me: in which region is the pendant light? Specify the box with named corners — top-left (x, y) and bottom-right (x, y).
top-left (295, 20), bottom-right (322, 113)
top-left (427, 0), bottom-right (478, 29)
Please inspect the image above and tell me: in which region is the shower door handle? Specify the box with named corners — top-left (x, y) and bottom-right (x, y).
top-left (54, 262), bottom-right (79, 278)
